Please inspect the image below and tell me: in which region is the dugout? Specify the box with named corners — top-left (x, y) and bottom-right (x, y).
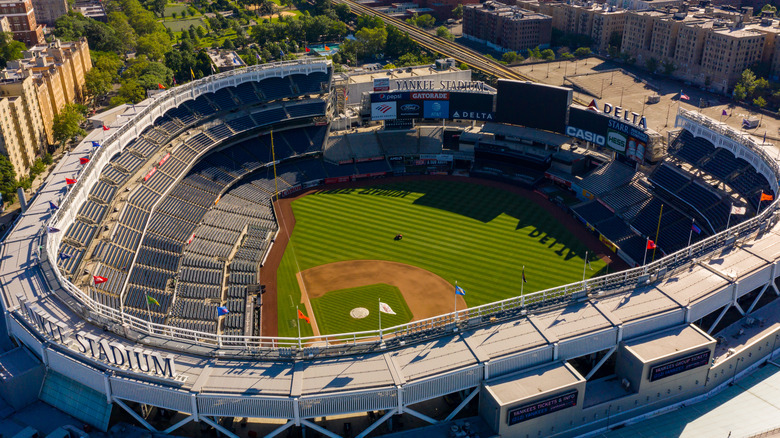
top-left (479, 361), bottom-right (586, 437)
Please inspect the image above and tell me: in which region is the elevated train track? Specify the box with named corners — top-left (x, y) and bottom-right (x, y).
top-left (335, 0), bottom-right (588, 105)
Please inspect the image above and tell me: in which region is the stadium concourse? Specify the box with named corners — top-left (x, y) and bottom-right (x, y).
top-left (2, 59), bottom-right (780, 437)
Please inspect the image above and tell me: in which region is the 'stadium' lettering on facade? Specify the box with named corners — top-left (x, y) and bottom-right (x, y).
top-left (20, 301), bottom-right (177, 378)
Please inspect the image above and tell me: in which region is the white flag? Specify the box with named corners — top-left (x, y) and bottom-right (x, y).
top-left (731, 206), bottom-right (746, 215)
top-left (379, 302), bottom-right (396, 315)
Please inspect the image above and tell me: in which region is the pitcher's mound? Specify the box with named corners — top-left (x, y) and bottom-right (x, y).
top-left (350, 307), bottom-right (370, 319)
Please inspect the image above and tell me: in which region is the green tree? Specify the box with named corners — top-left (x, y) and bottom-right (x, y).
top-left (501, 51), bottom-right (518, 64)
top-left (662, 59), bottom-right (676, 75)
top-left (452, 4), bottom-right (463, 20)
top-left (136, 32), bottom-right (172, 60)
top-left (560, 52), bottom-right (574, 60)
top-left (385, 25), bottom-right (416, 58)
top-left (436, 25), bottom-right (454, 41)
top-left (108, 12), bottom-right (137, 52)
top-left (0, 154), bottom-right (17, 203)
top-left (52, 103), bottom-right (87, 148)
top-left (356, 15), bottom-right (384, 30)
top-left (573, 47), bottom-right (591, 58)
top-left (645, 57), bottom-right (658, 73)
top-left (334, 3), bottom-right (351, 22)
top-left (111, 79), bottom-right (146, 105)
top-left (541, 48), bottom-right (555, 60)
top-left (754, 96), bottom-right (767, 109)
top-left (147, 0), bottom-right (166, 17)
top-left (415, 14), bottom-right (436, 29)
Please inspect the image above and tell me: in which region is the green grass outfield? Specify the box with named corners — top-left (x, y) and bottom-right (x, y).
top-left (277, 179), bottom-right (607, 337)
top-left (309, 284), bottom-right (412, 335)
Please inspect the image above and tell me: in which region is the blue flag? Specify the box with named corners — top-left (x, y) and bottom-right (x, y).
top-left (279, 50), bottom-right (285, 58)
top-left (455, 285), bottom-right (465, 296)
top-left (691, 223), bottom-right (702, 234)
top-left (59, 253), bottom-right (71, 260)
top-left (48, 201), bottom-right (58, 210)
top-left (91, 141), bottom-right (100, 148)
top-left (47, 226), bottom-right (60, 233)
top-left (217, 306), bottom-right (229, 317)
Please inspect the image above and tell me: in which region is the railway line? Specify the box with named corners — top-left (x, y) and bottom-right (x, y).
top-left (334, 0), bottom-right (588, 104)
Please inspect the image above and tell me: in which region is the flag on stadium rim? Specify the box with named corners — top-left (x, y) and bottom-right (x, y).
top-left (147, 295), bottom-right (160, 306)
top-left (522, 266), bottom-right (527, 283)
top-left (761, 192), bottom-right (774, 202)
top-left (190, 67), bottom-right (196, 80)
top-left (679, 91), bottom-right (690, 101)
top-left (722, 109), bottom-right (729, 116)
top-left (91, 141), bottom-right (100, 147)
top-left (93, 275), bottom-right (108, 284)
top-left (47, 226), bottom-right (60, 233)
top-left (217, 306), bottom-right (229, 317)
top-left (305, 47), bottom-right (310, 52)
top-left (731, 206), bottom-right (747, 215)
top-left (297, 309), bottom-right (310, 323)
top-left (79, 157), bottom-right (90, 165)
top-left (647, 239), bottom-right (657, 250)
top-left (455, 285), bottom-right (466, 296)
top-left (59, 252), bottom-right (71, 260)
top-left (255, 53), bottom-right (262, 62)
top-left (102, 125), bottom-right (110, 131)
top-left (158, 83), bottom-right (166, 90)
top-left (48, 201), bottom-right (58, 210)
top-left (379, 302), bottom-right (396, 315)
top-left (691, 222), bottom-right (702, 234)
top-left (65, 178), bottom-right (77, 184)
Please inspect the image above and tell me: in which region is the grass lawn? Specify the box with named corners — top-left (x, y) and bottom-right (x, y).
top-left (164, 3), bottom-right (191, 16)
top-left (276, 179), bottom-right (607, 337)
top-left (163, 18), bottom-right (205, 32)
top-left (309, 284), bottom-right (413, 335)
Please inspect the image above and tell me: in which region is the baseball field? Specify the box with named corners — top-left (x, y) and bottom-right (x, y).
top-left (273, 179), bottom-right (609, 338)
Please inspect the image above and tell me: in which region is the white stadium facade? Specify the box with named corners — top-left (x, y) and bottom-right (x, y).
top-left (2, 58), bottom-right (780, 437)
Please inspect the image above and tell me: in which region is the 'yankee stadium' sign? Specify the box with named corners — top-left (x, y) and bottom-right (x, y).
top-left (507, 390), bottom-right (578, 425)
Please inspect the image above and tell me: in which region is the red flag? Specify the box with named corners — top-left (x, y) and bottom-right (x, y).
top-left (93, 275), bottom-right (108, 284)
top-left (65, 178), bottom-right (77, 184)
top-left (647, 239), bottom-right (656, 250)
top-left (305, 47), bottom-right (310, 52)
top-left (79, 157), bottom-right (90, 164)
top-left (297, 309), bottom-right (310, 324)
top-left (760, 192), bottom-right (774, 202)
top-left (158, 83), bottom-right (166, 89)
top-left (102, 125), bottom-right (109, 131)
top-left (324, 45), bottom-right (330, 51)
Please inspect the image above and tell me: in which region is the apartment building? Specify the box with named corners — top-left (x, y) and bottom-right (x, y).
top-left (31, 0), bottom-right (68, 26)
top-left (463, 1), bottom-right (552, 52)
top-left (0, 38), bottom-right (91, 176)
top-left (0, 0), bottom-right (44, 46)
top-left (621, 8), bottom-right (780, 92)
top-left (541, 2), bottom-right (626, 53)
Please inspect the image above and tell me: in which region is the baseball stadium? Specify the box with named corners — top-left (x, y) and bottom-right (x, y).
top-left (2, 58), bottom-right (780, 437)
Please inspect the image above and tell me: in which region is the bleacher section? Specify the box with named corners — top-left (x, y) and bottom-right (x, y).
top-left (578, 161), bottom-right (635, 197)
top-left (57, 70), bottom-right (331, 328)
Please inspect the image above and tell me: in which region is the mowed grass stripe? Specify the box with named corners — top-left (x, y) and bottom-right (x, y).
top-left (309, 284), bottom-right (412, 335)
top-left (276, 180), bottom-right (606, 337)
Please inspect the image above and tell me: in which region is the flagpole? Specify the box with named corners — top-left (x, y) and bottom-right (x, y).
top-left (758, 191), bottom-right (765, 217)
top-left (652, 204), bottom-right (663, 262)
top-left (454, 281), bottom-right (458, 317)
top-left (643, 238), bottom-right (649, 266)
top-left (296, 305), bottom-right (302, 349)
top-left (521, 266), bottom-right (525, 296)
top-left (727, 205), bottom-right (733, 230)
top-left (144, 292), bottom-right (153, 330)
top-left (582, 251), bottom-right (588, 282)
top-left (378, 298), bottom-right (382, 342)
top-left (687, 218), bottom-right (694, 247)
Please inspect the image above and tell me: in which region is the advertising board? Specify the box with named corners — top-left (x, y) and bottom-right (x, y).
top-left (507, 390), bottom-right (578, 425)
top-left (649, 350), bottom-right (711, 382)
top-left (496, 80), bottom-right (572, 133)
top-left (371, 102), bottom-right (397, 120)
top-left (370, 91), bottom-right (494, 121)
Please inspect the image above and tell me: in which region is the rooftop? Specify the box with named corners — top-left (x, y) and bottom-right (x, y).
top-left (624, 325), bottom-right (713, 363)
top-left (485, 361), bottom-right (583, 404)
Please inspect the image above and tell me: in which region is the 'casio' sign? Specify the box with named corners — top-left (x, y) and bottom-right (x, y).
top-left (566, 126), bottom-right (605, 146)
top-left (607, 131), bottom-right (627, 152)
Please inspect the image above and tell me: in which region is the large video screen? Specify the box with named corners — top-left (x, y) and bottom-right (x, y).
top-left (495, 80), bottom-right (572, 133)
top-left (370, 91), bottom-right (494, 121)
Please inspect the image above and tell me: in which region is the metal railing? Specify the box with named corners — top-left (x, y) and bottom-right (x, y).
top-left (40, 74), bottom-right (780, 355)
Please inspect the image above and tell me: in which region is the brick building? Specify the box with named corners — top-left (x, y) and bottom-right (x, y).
top-left (463, 1), bottom-right (552, 52)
